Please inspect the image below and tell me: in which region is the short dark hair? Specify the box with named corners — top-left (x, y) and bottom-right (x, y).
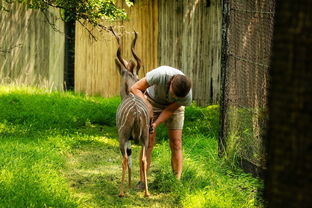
top-left (171, 74), bottom-right (192, 97)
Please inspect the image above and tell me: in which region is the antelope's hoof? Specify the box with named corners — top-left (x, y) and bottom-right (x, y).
top-left (144, 192), bottom-right (150, 198)
top-left (119, 193), bottom-right (125, 198)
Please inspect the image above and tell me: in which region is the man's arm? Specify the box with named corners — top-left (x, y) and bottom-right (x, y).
top-left (130, 78), bottom-right (149, 100)
top-left (153, 102), bottom-right (181, 128)
top-left (130, 78), bottom-right (154, 117)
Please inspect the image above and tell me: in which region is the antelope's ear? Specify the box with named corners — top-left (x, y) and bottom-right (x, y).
top-left (115, 58), bottom-right (127, 75)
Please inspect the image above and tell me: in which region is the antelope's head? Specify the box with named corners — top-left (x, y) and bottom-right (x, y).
top-left (110, 27), bottom-right (142, 99)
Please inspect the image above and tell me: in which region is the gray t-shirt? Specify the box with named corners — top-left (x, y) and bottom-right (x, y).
top-left (146, 66), bottom-right (192, 106)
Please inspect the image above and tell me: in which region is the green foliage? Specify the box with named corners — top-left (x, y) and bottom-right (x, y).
top-left (156, 103), bottom-right (219, 142)
top-left (3, 0), bottom-right (133, 24)
top-left (151, 135), bottom-right (263, 208)
top-left (0, 136), bottom-right (78, 207)
top-left (0, 86), bottom-right (120, 132)
top-left (0, 86), bottom-right (263, 207)
top-left (223, 106), bottom-right (266, 167)
top-left (150, 103), bottom-right (263, 208)
top-left (0, 86), bottom-right (121, 207)
top-left (184, 104), bottom-right (219, 138)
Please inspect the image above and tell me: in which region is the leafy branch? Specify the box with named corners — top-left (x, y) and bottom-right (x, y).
top-left (2, 0), bottom-right (134, 39)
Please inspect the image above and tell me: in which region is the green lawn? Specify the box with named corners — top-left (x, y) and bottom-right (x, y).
top-left (0, 86), bottom-right (263, 207)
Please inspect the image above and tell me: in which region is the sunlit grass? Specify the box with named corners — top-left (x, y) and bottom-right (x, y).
top-left (0, 135), bottom-right (78, 207)
top-left (0, 85), bottom-right (263, 207)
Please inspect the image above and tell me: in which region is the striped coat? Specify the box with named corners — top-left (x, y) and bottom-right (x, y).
top-left (116, 93), bottom-right (150, 159)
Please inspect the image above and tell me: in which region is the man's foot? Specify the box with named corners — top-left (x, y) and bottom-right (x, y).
top-left (119, 192), bottom-right (125, 197)
top-left (135, 181), bottom-right (145, 190)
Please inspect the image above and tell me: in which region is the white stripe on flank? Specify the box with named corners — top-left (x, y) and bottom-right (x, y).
top-left (117, 93), bottom-right (149, 139)
top-left (118, 105), bottom-right (135, 133)
top-left (117, 97), bottom-right (134, 126)
top-left (117, 98), bottom-right (133, 120)
top-left (135, 101), bottom-right (149, 117)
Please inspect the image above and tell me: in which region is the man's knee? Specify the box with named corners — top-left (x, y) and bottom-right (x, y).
top-left (171, 141), bottom-right (182, 152)
top-left (169, 135), bottom-right (182, 152)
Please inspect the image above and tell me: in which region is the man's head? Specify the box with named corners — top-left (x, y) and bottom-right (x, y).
top-left (170, 74), bottom-right (192, 98)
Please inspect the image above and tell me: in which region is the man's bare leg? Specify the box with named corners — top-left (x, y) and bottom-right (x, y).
top-left (168, 129), bottom-right (183, 180)
top-left (140, 131), bottom-right (156, 182)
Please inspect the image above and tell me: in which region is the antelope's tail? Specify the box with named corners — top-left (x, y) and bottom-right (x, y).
top-left (126, 141), bottom-right (132, 168)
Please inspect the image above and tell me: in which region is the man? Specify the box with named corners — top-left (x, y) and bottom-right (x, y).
top-left (130, 65), bottom-right (192, 186)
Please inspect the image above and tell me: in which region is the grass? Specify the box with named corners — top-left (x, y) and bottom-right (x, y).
top-left (224, 107), bottom-right (267, 167)
top-left (0, 86), bottom-right (263, 207)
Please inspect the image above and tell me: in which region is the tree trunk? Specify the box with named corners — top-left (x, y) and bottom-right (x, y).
top-left (264, 0), bottom-right (312, 207)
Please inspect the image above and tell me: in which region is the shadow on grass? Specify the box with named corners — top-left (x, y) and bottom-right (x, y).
top-left (63, 137), bottom-right (178, 208)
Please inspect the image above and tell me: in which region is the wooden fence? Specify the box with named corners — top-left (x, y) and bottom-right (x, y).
top-left (1, 1), bottom-right (222, 105)
top-left (158, 0), bottom-right (222, 105)
top-left (75, 0), bottom-right (158, 97)
top-left (0, 2), bottom-right (64, 90)
top-left (75, 0), bottom-right (222, 106)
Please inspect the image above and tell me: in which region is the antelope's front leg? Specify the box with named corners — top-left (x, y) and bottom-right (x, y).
top-left (119, 155), bottom-right (128, 197)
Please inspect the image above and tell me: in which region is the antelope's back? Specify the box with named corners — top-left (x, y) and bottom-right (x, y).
top-left (116, 94), bottom-right (149, 143)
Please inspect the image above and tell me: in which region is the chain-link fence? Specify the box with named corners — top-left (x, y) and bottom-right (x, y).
top-left (219, 0), bottom-right (275, 175)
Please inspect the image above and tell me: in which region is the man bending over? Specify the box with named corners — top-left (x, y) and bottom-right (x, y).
top-left (130, 65), bottom-right (192, 186)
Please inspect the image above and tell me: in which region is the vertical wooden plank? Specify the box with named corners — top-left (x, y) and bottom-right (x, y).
top-left (158, 0), bottom-right (222, 105)
top-left (0, 2), bottom-right (64, 89)
top-left (48, 6), bottom-right (65, 90)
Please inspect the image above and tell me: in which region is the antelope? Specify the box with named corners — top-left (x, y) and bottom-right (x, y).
top-left (110, 27), bottom-right (151, 197)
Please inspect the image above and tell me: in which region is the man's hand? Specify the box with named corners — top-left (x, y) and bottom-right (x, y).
top-left (149, 123), bottom-right (156, 134)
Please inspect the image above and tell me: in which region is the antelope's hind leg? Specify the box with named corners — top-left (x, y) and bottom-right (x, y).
top-left (119, 153), bottom-right (128, 197)
top-left (141, 145), bottom-right (150, 197)
top-left (126, 142), bottom-right (132, 189)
